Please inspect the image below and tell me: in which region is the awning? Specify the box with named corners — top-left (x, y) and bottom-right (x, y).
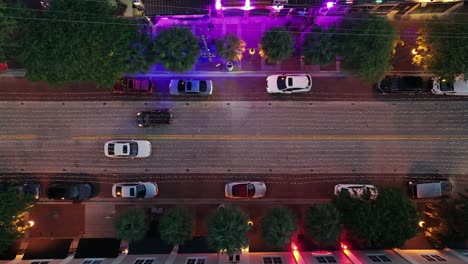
top-left (178, 236), bottom-right (217, 254)
top-left (0, 240), bottom-right (21, 260)
top-left (74, 238), bottom-right (121, 259)
top-left (23, 239), bottom-right (72, 260)
top-left (129, 237), bottom-right (172, 255)
top-left (143, 0), bottom-right (211, 16)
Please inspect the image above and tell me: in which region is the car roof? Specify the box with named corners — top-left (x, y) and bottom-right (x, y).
top-left (380, 75), bottom-right (423, 92)
top-left (286, 75), bottom-right (309, 88)
top-left (454, 79), bottom-right (468, 91)
top-left (140, 110), bottom-right (171, 122)
top-left (107, 142), bottom-right (131, 156)
top-left (173, 79), bottom-right (210, 94)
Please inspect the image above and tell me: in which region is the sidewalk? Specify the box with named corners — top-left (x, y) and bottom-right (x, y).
top-left (152, 14), bottom-right (343, 74)
top-left (151, 13), bottom-right (424, 75)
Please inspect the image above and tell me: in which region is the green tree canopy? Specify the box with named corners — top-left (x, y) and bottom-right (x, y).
top-left (305, 203), bottom-right (343, 246)
top-left (337, 13), bottom-right (397, 83)
top-left (413, 18), bottom-right (468, 80)
top-left (159, 207), bottom-right (193, 246)
top-left (153, 27), bottom-right (200, 72)
top-left (14, 0), bottom-right (154, 87)
top-left (0, 2), bottom-right (20, 62)
top-left (114, 208), bottom-right (149, 242)
top-left (334, 187), bottom-right (418, 248)
top-left (215, 34), bottom-right (246, 62)
top-left (260, 206), bottom-right (297, 249)
top-left (424, 189), bottom-right (468, 248)
top-left (260, 27), bottom-right (294, 63)
top-left (302, 26), bottom-right (339, 65)
top-left (206, 206), bottom-right (249, 256)
top-left (0, 185), bottom-right (34, 254)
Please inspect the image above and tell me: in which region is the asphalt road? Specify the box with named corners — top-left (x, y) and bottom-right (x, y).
top-left (0, 100), bottom-right (467, 175)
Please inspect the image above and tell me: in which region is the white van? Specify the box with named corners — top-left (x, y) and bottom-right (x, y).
top-left (432, 76), bottom-right (468, 96)
top-left (407, 180), bottom-right (453, 199)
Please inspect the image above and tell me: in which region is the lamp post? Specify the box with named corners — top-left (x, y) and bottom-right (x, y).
top-left (249, 48), bottom-right (256, 64)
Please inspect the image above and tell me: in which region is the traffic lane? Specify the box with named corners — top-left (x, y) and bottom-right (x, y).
top-left (2, 101), bottom-right (468, 136)
top-left (1, 76), bottom-right (467, 101)
top-left (1, 138), bottom-right (467, 174)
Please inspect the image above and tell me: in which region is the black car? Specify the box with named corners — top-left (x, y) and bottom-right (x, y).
top-left (46, 183), bottom-right (92, 201)
top-left (0, 182), bottom-right (41, 200)
top-left (377, 75), bottom-right (423, 94)
top-left (137, 109), bottom-right (173, 127)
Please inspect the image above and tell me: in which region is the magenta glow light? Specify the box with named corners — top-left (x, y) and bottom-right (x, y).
top-left (326, 1), bottom-right (335, 8)
top-left (215, 0), bottom-right (222, 10)
top-left (242, 0), bottom-right (254, 10)
top-left (272, 5), bottom-right (282, 10)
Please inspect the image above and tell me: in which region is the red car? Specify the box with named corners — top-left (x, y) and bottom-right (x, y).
top-left (113, 78), bottom-right (154, 94)
top-left (0, 63), bottom-right (7, 72)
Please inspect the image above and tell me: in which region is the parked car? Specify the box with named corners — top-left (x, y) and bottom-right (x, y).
top-left (407, 180), bottom-right (453, 199)
top-left (0, 62), bottom-right (7, 71)
top-left (137, 109), bottom-right (173, 127)
top-left (46, 183), bottom-right (92, 201)
top-left (112, 182), bottom-right (158, 198)
top-left (104, 140), bottom-right (151, 158)
top-left (225, 181), bottom-right (266, 198)
top-left (113, 78), bottom-right (154, 94)
top-left (432, 77), bottom-right (468, 96)
top-left (266, 74), bottom-right (312, 94)
top-left (0, 182), bottom-right (41, 200)
top-left (169, 79), bottom-right (213, 95)
top-left (334, 184), bottom-right (378, 200)
top-left (377, 75), bottom-right (423, 94)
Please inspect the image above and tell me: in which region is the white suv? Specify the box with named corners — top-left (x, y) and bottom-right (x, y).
top-left (266, 74), bottom-right (312, 94)
top-left (104, 140), bottom-right (151, 158)
top-left (112, 182), bottom-right (158, 198)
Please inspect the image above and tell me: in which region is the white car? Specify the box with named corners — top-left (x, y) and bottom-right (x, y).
top-left (334, 184), bottom-right (378, 200)
top-left (104, 140), bottom-right (151, 158)
top-left (432, 76), bottom-right (468, 96)
top-left (266, 74), bottom-right (312, 94)
top-left (225, 181), bottom-right (266, 198)
top-left (112, 182), bottom-right (158, 198)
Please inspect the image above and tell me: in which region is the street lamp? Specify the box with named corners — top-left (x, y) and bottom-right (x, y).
top-left (249, 48), bottom-right (256, 64)
top-left (418, 221), bottom-right (426, 228)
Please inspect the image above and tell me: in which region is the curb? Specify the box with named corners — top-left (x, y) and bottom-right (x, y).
top-left (37, 198), bottom-right (332, 205)
top-left (0, 69), bottom-right (433, 79)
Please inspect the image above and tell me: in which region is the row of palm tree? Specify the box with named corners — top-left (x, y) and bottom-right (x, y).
top-left (215, 27), bottom-right (294, 64)
top-left (113, 204), bottom-right (343, 256)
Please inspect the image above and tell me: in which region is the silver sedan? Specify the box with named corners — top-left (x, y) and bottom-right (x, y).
top-left (169, 79), bottom-right (213, 95)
